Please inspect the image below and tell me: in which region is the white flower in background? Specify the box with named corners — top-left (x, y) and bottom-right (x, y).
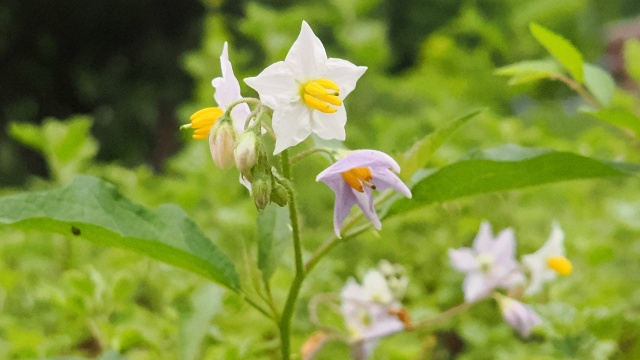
top-left (340, 265), bottom-right (409, 359)
top-left (495, 294), bottom-right (542, 337)
top-left (244, 21), bottom-right (367, 154)
top-left (448, 222), bottom-right (525, 303)
top-left (378, 260), bottom-right (409, 300)
top-left (522, 222), bottom-right (572, 296)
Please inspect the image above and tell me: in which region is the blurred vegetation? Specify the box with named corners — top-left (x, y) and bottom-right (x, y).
top-left (1, 0), bottom-right (640, 359)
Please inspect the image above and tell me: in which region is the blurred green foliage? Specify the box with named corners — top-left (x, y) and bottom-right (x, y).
top-left (1, 0), bottom-right (640, 359)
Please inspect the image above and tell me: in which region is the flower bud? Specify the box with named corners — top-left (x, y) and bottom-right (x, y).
top-left (495, 294), bottom-right (541, 337)
top-left (270, 181), bottom-right (289, 207)
top-left (234, 131), bottom-right (258, 174)
top-left (251, 175), bottom-right (272, 210)
top-left (209, 120), bottom-right (236, 169)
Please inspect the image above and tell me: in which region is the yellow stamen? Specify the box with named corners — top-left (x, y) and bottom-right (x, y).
top-left (301, 79), bottom-right (341, 113)
top-left (316, 78), bottom-right (340, 92)
top-left (187, 107), bottom-right (223, 139)
top-left (303, 94), bottom-right (337, 114)
top-left (341, 167), bottom-right (374, 192)
top-left (547, 256), bottom-right (572, 276)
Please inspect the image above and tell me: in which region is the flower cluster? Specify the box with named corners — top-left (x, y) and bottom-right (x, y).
top-left (448, 221), bottom-right (572, 336)
top-left (339, 261), bottom-right (409, 359)
top-left (182, 21), bottom-right (411, 233)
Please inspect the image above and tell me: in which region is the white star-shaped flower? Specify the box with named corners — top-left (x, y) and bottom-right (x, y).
top-left (244, 21), bottom-right (367, 154)
top-left (522, 222), bottom-right (572, 296)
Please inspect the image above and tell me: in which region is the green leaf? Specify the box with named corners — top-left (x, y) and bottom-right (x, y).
top-left (385, 144), bottom-right (639, 217)
top-left (257, 204), bottom-right (291, 284)
top-left (399, 110), bottom-right (482, 181)
top-left (530, 22), bottom-right (584, 83)
top-left (623, 39), bottom-right (640, 85)
top-left (9, 116), bottom-right (98, 182)
top-left (583, 108), bottom-right (640, 137)
top-left (0, 176), bottom-right (240, 291)
top-left (583, 63), bottom-right (616, 107)
top-left (495, 59), bottom-right (563, 85)
top-left (179, 284), bottom-right (223, 360)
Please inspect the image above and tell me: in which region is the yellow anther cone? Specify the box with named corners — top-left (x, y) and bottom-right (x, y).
top-left (547, 256), bottom-right (572, 276)
top-left (341, 167), bottom-right (373, 192)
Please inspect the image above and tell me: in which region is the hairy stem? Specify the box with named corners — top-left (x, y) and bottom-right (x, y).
top-left (278, 149), bottom-right (305, 360)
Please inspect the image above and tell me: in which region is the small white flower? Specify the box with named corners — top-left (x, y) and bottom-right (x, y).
top-left (448, 222), bottom-right (525, 303)
top-left (522, 222), bottom-right (572, 296)
top-left (340, 275), bottom-right (404, 359)
top-left (361, 269), bottom-right (394, 305)
top-left (495, 294), bottom-right (542, 337)
top-left (186, 43), bottom-right (249, 137)
top-left (244, 21), bottom-right (367, 154)
top-left (213, 42), bottom-right (251, 133)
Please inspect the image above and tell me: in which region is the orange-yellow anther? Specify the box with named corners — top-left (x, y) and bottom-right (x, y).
top-left (188, 107), bottom-right (223, 139)
top-left (547, 256), bottom-right (572, 276)
top-left (341, 167), bottom-right (374, 192)
top-left (301, 79), bottom-right (342, 113)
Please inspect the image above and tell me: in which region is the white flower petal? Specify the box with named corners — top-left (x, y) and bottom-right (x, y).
top-left (284, 21), bottom-right (327, 79)
top-left (323, 58), bottom-right (367, 98)
top-left (244, 61), bottom-right (299, 109)
top-left (310, 105), bottom-right (347, 140)
top-left (271, 103), bottom-right (313, 154)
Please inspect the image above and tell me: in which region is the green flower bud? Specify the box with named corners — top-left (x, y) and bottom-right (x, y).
top-left (209, 120), bottom-right (236, 169)
top-left (270, 181), bottom-right (289, 207)
top-left (251, 176), bottom-right (272, 210)
top-left (234, 131), bottom-right (258, 174)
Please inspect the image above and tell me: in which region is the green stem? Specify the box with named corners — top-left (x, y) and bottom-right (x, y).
top-left (223, 97), bottom-right (262, 116)
top-left (412, 302), bottom-right (471, 329)
top-left (551, 74), bottom-right (600, 109)
top-left (278, 149), bottom-right (305, 360)
top-left (243, 294), bottom-right (276, 320)
top-left (289, 147), bottom-right (336, 165)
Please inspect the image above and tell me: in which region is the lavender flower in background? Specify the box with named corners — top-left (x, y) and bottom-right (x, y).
top-left (448, 222), bottom-right (525, 302)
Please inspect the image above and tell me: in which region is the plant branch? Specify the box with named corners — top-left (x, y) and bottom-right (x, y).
top-left (278, 148), bottom-right (305, 360)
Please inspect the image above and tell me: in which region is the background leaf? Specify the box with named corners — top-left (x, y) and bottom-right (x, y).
top-left (529, 22), bottom-right (585, 83)
top-left (9, 117), bottom-right (98, 183)
top-left (385, 144), bottom-right (639, 217)
top-left (583, 108), bottom-right (640, 137)
top-left (399, 110), bottom-right (482, 181)
top-left (0, 176), bottom-right (240, 291)
top-left (179, 284), bottom-right (223, 360)
top-left (495, 59), bottom-right (563, 85)
top-left (623, 38), bottom-right (640, 85)
top-left (583, 63), bottom-right (616, 107)
top-left (257, 204), bottom-right (291, 284)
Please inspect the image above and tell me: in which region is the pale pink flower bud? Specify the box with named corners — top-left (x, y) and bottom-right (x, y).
top-left (209, 121), bottom-right (236, 169)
